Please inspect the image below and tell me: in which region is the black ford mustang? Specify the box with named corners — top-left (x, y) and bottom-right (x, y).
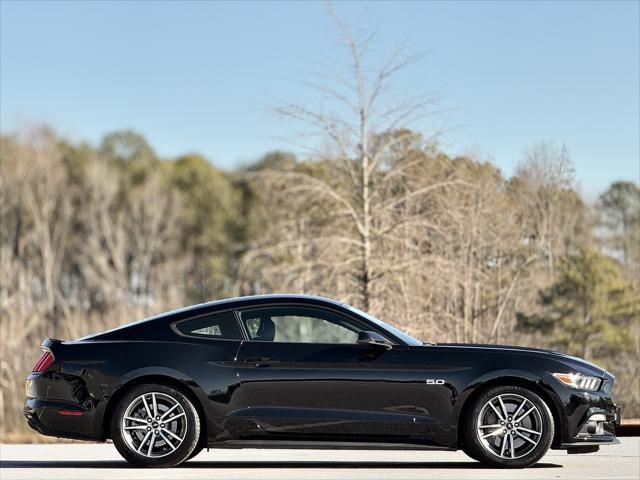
top-left (25, 294), bottom-right (620, 468)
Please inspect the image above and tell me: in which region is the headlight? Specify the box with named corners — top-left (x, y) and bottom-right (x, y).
top-left (553, 372), bottom-right (602, 391)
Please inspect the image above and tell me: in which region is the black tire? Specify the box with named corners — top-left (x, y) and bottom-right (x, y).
top-left (111, 384), bottom-right (201, 468)
top-left (462, 385), bottom-right (554, 468)
top-left (462, 445), bottom-right (482, 462)
top-left (186, 422), bottom-right (208, 460)
top-left (186, 445), bottom-right (204, 460)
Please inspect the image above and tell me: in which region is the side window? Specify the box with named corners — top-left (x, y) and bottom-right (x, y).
top-left (238, 306), bottom-right (365, 344)
top-left (175, 311), bottom-right (242, 340)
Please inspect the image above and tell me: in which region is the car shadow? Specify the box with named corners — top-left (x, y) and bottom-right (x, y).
top-left (0, 460), bottom-right (562, 469)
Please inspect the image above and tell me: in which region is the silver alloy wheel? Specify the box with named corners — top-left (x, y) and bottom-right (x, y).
top-left (121, 392), bottom-right (188, 458)
top-left (476, 393), bottom-right (543, 460)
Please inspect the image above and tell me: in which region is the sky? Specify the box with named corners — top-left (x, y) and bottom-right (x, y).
top-left (1, 0), bottom-right (639, 196)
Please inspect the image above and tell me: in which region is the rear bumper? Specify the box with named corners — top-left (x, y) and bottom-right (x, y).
top-left (25, 370), bottom-right (102, 441)
top-left (24, 398), bottom-right (101, 441)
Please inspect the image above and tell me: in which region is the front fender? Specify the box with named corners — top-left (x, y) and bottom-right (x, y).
top-left (450, 369), bottom-right (566, 447)
top-left (453, 368), bottom-right (540, 413)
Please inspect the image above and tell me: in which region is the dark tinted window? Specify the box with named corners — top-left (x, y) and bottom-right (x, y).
top-left (175, 311), bottom-right (242, 340)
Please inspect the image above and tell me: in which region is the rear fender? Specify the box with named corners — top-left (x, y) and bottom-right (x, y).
top-left (96, 366), bottom-right (209, 439)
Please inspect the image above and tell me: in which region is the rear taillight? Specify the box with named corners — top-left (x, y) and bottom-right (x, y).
top-left (32, 350), bottom-right (54, 372)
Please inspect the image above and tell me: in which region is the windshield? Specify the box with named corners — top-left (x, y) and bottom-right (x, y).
top-left (345, 305), bottom-right (423, 346)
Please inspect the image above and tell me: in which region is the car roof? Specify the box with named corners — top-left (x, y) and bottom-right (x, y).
top-left (157, 294), bottom-right (343, 318)
top-left (78, 294), bottom-right (345, 341)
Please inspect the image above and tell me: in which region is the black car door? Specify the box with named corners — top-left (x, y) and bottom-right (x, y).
top-left (234, 304), bottom-right (419, 441)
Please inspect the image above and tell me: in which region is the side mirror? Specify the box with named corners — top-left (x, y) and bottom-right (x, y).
top-left (357, 331), bottom-right (393, 350)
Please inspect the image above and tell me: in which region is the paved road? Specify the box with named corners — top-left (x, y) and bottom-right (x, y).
top-left (1, 438), bottom-right (638, 480)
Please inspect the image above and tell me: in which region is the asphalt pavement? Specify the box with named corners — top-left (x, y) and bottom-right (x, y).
top-left (1, 437), bottom-right (638, 480)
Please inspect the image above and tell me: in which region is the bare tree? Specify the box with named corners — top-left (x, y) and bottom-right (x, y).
top-left (0, 129), bottom-right (75, 438)
top-left (79, 157), bottom-right (184, 317)
top-left (240, 7), bottom-right (461, 321)
top-left (514, 142), bottom-right (577, 280)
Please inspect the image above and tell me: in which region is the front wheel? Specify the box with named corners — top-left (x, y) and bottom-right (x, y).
top-left (463, 385), bottom-right (554, 468)
top-left (111, 384), bottom-right (201, 467)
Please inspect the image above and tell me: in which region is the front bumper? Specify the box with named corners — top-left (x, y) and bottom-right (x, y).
top-left (557, 405), bottom-right (619, 450)
top-left (561, 437), bottom-right (620, 448)
top-left (545, 373), bottom-right (620, 451)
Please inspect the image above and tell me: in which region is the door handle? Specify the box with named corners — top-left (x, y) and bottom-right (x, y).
top-left (360, 349), bottom-right (384, 361)
top-left (243, 357), bottom-right (278, 367)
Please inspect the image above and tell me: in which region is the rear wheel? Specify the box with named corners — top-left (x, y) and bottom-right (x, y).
top-left (463, 385), bottom-right (554, 468)
top-left (111, 384), bottom-right (200, 467)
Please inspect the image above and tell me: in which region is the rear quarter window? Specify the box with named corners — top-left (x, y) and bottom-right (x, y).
top-left (174, 311), bottom-right (242, 340)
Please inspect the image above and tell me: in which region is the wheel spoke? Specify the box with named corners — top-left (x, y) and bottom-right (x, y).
top-left (165, 411), bottom-right (185, 423)
top-left (481, 428), bottom-right (503, 439)
top-left (488, 401), bottom-right (505, 422)
top-left (142, 395), bottom-right (153, 419)
top-left (152, 393), bottom-right (158, 418)
top-left (124, 425), bottom-right (147, 430)
top-left (160, 403), bottom-right (179, 420)
top-left (497, 395), bottom-right (509, 420)
top-left (159, 430), bottom-right (176, 451)
top-left (500, 434), bottom-right (508, 457)
top-left (125, 416), bottom-right (147, 424)
top-left (162, 427), bottom-right (183, 442)
top-left (518, 426), bottom-right (541, 435)
top-left (509, 434), bottom-right (515, 459)
top-left (515, 431), bottom-right (538, 446)
top-left (514, 406), bottom-right (536, 424)
top-left (513, 398), bottom-right (527, 419)
top-left (478, 424), bottom-right (501, 429)
top-left (137, 431), bottom-right (152, 453)
top-left (147, 433), bottom-right (156, 456)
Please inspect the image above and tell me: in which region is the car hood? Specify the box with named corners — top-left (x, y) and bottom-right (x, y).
top-left (435, 343), bottom-right (611, 378)
top-left (438, 343), bottom-right (561, 355)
